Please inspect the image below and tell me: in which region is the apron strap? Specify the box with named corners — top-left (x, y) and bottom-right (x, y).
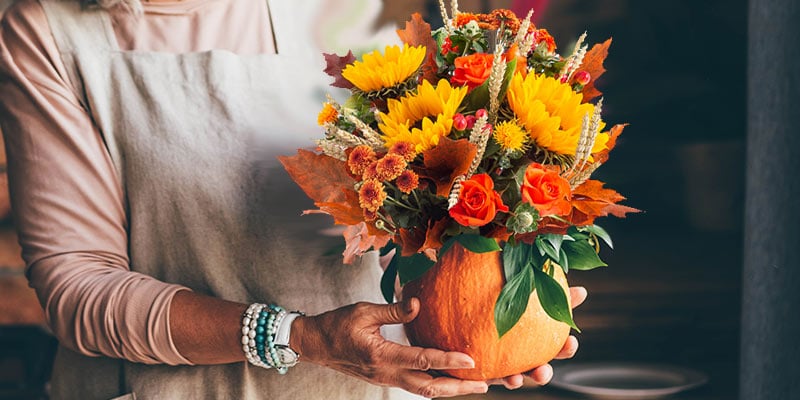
top-left (39, 0), bottom-right (119, 110)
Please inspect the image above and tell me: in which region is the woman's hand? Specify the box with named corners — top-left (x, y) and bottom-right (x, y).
top-left (488, 286), bottom-right (588, 389)
top-left (290, 298), bottom-right (490, 398)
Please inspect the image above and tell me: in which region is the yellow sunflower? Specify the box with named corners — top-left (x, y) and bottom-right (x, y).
top-left (506, 73), bottom-right (609, 156)
top-left (378, 79), bottom-right (468, 154)
top-left (341, 44), bottom-right (426, 95)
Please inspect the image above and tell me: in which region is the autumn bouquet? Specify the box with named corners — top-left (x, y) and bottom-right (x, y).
top-left (280, 2), bottom-right (637, 380)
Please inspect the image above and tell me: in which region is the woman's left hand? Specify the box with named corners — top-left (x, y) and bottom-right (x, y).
top-left (488, 286), bottom-right (588, 389)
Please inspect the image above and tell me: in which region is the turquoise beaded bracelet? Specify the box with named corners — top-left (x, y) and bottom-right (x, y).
top-left (242, 303), bottom-right (294, 374)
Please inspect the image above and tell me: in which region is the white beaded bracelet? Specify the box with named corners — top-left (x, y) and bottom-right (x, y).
top-left (241, 303), bottom-right (271, 369)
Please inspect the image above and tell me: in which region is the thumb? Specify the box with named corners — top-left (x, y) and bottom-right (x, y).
top-left (369, 297), bottom-right (420, 325)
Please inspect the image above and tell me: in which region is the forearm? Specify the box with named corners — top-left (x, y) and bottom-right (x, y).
top-left (169, 290), bottom-right (249, 364)
top-left (29, 255), bottom-right (192, 365)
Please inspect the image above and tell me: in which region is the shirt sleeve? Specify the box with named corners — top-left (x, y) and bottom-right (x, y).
top-left (0, 0), bottom-right (192, 366)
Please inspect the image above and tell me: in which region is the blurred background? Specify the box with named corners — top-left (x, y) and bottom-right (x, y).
top-left (0, 0), bottom-right (746, 399)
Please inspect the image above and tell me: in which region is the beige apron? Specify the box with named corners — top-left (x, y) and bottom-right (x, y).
top-left (40, 1), bottom-right (423, 399)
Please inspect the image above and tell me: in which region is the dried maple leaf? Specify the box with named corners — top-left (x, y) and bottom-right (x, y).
top-left (342, 222), bottom-right (391, 264)
top-left (420, 218), bottom-right (449, 254)
top-left (397, 227), bottom-right (425, 257)
top-left (397, 13), bottom-right (438, 82)
top-left (306, 189), bottom-right (363, 226)
top-left (323, 51), bottom-right (356, 89)
top-left (278, 149), bottom-right (354, 204)
top-left (593, 123), bottom-right (626, 165)
top-left (280, 149), bottom-right (369, 231)
top-left (579, 38), bottom-right (612, 102)
top-left (571, 179), bottom-right (640, 222)
top-left (416, 137), bottom-right (477, 197)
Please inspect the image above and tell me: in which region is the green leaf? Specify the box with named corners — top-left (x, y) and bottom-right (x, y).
top-left (461, 58), bottom-right (517, 112)
top-left (462, 82), bottom-right (489, 112)
top-left (494, 267), bottom-right (534, 337)
top-left (380, 254), bottom-right (399, 303)
top-left (532, 267), bottom-right (580, 331)
top-left (557, 247), bottom-right (569, 273)
top-left (535, 235), bottom-right (560, 261)
top-left (502, 241), bottom-right (533, 281)
top-left (583, 225), bottom-right (614, 249)
top-left (562, 239), bottom-right (608, 271)
top-left (455, 234), bottom-right (501, 253)
top-left (397, 253), bottom-right (436, 285)
top-left (497, 58), bottom-right (517, 99)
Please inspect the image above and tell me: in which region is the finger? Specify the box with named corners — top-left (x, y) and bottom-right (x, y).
top-left (380, 341), bottom-right (475, 371)
top-left (554, 335), bottom-right (579, 360)
top-left (397, 370), bottom-right (488, 398)
top-left (526, 363), bottom-right (554, 386)
top-left (365, 297), bottom-right (419, 325)
top-left (569, 286), bottom-right (588, 309)
top-left (487, 374), bottom-right (524, 389)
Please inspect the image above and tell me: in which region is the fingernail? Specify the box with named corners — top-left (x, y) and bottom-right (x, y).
top-left (472, 382), bottom-right (489, 393)
top-left (458, 356), bottom-right (475, 369)
top-left (403, 298), bottom-right (415, 314)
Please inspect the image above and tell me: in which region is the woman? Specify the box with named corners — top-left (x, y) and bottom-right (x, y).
top-left (0, 0), bottom-right (585, 398)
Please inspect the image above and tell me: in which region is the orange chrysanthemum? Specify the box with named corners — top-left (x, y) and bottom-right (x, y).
top-left (358, 179), bottom-right (387, 212)
top-left (534, 28), bottom-right (557, 53)
top-left (376, 154), bottom-right (407, 181)
top-left (388, 141), bottom-right (416, 162)
top-left (488, 9), bottom-right (520, 33)
top-left (347, 145), bottom-right (377, 176)
top-left (317, 102), bottom-right (338, 126)
top-left (363, 208), bottom-right (378, 222)
top-left (395, 170), bottom-right (420, 194)
top-left (362, 161), bottom-right (379, 180)
top-left (454, 13), bottom-right (479, 27)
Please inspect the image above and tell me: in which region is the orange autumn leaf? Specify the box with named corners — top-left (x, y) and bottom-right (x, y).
top-left (306, 189), bottom-right (363, 226)
top-left (279, 149), bottom-right (355, 204)
top-left (417, 137), bottom-right (478, 197)
top-left (421, 218), bottom-right (449, 254)
top-left (342, 222), bottom-right (391, 264)
top-left (579, 38), bottom-right (612, 102)
top-left (397, 13), bottom-right (438, 82)
top-left (570, 179), bottom-right (640, 222)
top-left (398, 227), bottom-right (425, 256)
top-left (280, 150), bottom-right (369, 230)
top-left (593, 123), bottom-right (627, 165)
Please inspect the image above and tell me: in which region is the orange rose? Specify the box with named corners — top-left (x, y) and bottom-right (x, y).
top-left (521, 163), bottom-right (572, 217)
top-left (449, 174), bottom-right (509, 228)
top-left (451, 53), bottom-right (494, 90)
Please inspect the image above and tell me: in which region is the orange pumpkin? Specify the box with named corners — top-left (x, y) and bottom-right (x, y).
top-left (402, 242), bottom-right (571, 380)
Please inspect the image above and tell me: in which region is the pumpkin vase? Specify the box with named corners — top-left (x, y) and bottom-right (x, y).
top-left (402, 242), bottom-right (571, 380)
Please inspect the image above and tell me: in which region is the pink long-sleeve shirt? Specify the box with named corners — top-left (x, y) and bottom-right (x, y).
top-left (0, 0), bottom-right (276, 365)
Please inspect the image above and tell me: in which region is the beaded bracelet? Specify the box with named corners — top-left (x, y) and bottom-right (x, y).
top-left (241, 303), bottom-right (297, 373)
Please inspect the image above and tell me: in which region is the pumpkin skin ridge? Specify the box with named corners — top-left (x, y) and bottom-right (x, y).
top-left (402, 242), bottom-right (571, 380)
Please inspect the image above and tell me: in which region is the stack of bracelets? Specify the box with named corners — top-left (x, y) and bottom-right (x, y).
top-left (241, 303), bottom-right (303, 374)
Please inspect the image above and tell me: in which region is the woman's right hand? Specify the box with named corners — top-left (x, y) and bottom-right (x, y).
top-left (290, 298), bottom-right (490, 398)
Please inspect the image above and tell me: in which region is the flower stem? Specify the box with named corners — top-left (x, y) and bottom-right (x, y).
top-left (385, 195), bottom-right (420, 212)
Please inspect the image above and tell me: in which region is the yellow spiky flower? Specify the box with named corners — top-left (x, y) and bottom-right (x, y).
top-left (317, 102), bottom-right (338, 126)
top-left (378, 79), bottom-right (468, 154)
top-left (493, 120), bottom-right (529, 152)
top-left (506, 73), bottom-right (609, 156)
top-left (341, 44), bottom-right (426, 96)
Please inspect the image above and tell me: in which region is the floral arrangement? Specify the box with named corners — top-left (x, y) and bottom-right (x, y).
top-left (280, 3), bottom-right (637, 336)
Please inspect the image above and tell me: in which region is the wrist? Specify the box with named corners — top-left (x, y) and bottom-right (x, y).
top-left (289, 315), bottom-right (318, 362)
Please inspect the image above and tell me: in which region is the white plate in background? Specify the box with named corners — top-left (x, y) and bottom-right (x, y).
top-left (550, 362), bottom-right (708, 399)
